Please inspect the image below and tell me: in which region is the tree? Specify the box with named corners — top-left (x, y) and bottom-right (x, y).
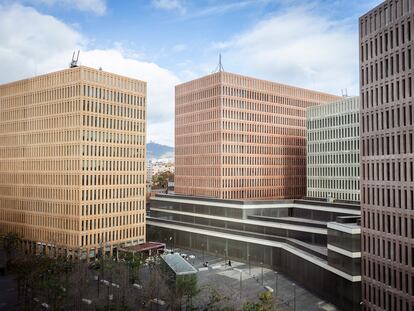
top-left (242, 292), bottom-right (276, 311)
top-left (175, 275), bottom-right (199, 310)
top-left (2, 232), bottom-right (21, 267)
top-left (152, 171), bottom-right (174, 189)
top-left (201, 285), bottom-right (230, 311)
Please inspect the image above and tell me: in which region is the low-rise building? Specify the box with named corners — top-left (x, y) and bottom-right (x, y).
top-left (148, 194), bottom-right (361, 311)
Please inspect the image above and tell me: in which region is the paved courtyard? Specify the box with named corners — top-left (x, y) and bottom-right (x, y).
top-left (174, 248), bottom-right (338, 311)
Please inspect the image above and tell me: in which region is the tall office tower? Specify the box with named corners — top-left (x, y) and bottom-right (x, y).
top-left (0, 66), bottom-right (147, 258)
top-left (360, 1), bottom-right (414, 310)
top-left (307, 96), bottom-right (361, 202)
top-left (175, 71), bottom-right (340, 200)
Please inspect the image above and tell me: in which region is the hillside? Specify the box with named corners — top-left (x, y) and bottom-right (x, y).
top-left (146, 142), bottom-right (174, 160)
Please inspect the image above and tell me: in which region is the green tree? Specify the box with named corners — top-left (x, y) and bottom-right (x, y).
top-left (242, 292), bottom-right (275, 311)
top-left (152, 171), bottom-right (174, 189)
top-left (175, 275), bottom-right (199, 310)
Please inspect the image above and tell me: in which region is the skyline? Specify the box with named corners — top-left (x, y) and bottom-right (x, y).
top-left (0, 0), bottom-right (382, 145)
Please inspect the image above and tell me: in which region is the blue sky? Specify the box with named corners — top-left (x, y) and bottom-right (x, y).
top-left (0, 0), bottom-right (383, 145)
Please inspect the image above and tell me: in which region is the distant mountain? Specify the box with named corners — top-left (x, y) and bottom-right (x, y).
top-left (146, 142), bottom-right (174, 160)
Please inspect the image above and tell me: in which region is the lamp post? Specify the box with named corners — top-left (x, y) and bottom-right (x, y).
top-left (169, 236), bottom-right (173, 253)
top-left (239, 270), bottom-right (242, 300)
top-left (292, 283), bottom-right (296, 311)
top-left (247, 254), bottom-right (251, 274)
top-left (260, 262), bottom-right (264, 285)
top-left (274, 272), bottom-right (278, 296)
top-left (201, 243), bottom-right (205, 263)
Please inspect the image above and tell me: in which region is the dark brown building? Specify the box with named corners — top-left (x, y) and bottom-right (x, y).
top-left (360, 0), bottom-right (414, 310)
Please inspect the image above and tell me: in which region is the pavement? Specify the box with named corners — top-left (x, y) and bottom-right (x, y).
top-left (173, 248), bottom-right (338, 311)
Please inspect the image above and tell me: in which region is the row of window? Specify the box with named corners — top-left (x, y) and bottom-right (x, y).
top-left (362, 187), bottom-right (414, 210)
top-left (221, 186), bottom-right (304, 200)
top-left (82, 159), bottom-right (146, 172)
top-left (0, 159), bottom-right (79, 172)
top-left (307, 179), bottom-right (360, 193)
top-left (362, 133), bottom-right (414, 156)
top-left (306, 190), bottom-right (359, 201)
top-left (361, 20), bottom-right (412, 62)
top-left (362, 104), bottom-right (413, 130)
top-left (222, 176), bottom-right (305, 188)
top-left (362, 78), bottom-right (413, 108)
top-left (307, 140), bottom-right (360, 153)
top-left (82, 85), bottom-right (145, 106)
top-left (0, 185), bottom-right (78, 201)
top-left (81, 226), bottom-right (145, 247)
top-left (81, 68), bottom-right (145, 93)
top-left (83, 99), bottom-right (145, 118)
top-left (360, 0), bottom-right (412, 39)
top-left (0, 199), bottom-right (78, 216)
top-left (363, 275), bottom-right (414, 311)
top-left (81, 174), bottom-right (144, 186)
top-left (0, 85), bottom-right (81, 109)
top-left (307, 166), bottom-right (360, 178)
top-left (81, 200), bottom-right (145, 216)
top-left (308, 127), bottom-right (359, 141)
top-left (361, 49), bottom-right (412, 86)
top-left (362, 160), bottom-right (414, 182)
top-left (0, 210), bottom-right (77, 231)
top-left (81, 187), bottom-right (145, 201)
top-left (307, 153), bottom-right (360, 165)
top-left (0, 173), bottom-right (79, 187)
top-left (82, 130), bottom-right (145, 145)
top-left (0, 224), bottom-right (78, 247)
top-left (363, 212), bottom-right (414, 238)
top-left (224, 98), bottom-right (304, 117)
top-left (82, 145), bottom-right (145, 159)
top-left (81, 213), bottom-right (144, 231)
top-left (221, 167), bottom-right (305, 178)
top-left (0, 144), bottom-right (77, 159)
top-left (223, 155), bottom-right (304, 166)
top-left (223, 119), bottom-right (305, 132)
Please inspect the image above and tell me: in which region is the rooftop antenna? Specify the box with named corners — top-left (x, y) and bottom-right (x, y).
top-left (70, 50), bottom-right (80, 68)
top-left (213, 53), bottom-right (224, 73)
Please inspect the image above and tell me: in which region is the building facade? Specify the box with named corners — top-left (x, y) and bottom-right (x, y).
top-left (0, 66), bottom-right (147, 257)
top-left (175, 71), bottom-right (340, 200)
top-left (148, 194), bottom-right (362, 311)
top-left (360, 1), bottom-right (414, 310)
top-left (307, 96), bottom-right (361, 202)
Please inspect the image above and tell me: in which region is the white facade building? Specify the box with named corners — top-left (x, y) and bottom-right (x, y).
top-left (307, 96), bottom-right (360, 202)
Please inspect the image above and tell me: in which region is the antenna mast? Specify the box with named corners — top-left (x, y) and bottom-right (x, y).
top-left (70, 50), bottom-right (80, 68)
top-left (213, 53), bottom-right (224, 73)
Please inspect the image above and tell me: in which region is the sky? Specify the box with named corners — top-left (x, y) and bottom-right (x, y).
top-left (0, 0), bottom-right (383, 146)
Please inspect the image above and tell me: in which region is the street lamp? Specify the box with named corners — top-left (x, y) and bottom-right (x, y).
top-left (292, 283), bottom-right (296, 311)
top-left (274, 272), bottom-right (278, 296)
top-left (247, 254), bottom-right (251, 274)
top-left (201, 243), bottom-right (205, 263)
top-left (239, 269), bottom-right (242, 300)
top-left (260, 262), bottom-right (264, 285)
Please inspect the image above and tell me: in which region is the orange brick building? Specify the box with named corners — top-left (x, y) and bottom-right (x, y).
top-left (0, 66), bottom-right (147, 258)
top-left (175, 71), bottom-right (340, 200)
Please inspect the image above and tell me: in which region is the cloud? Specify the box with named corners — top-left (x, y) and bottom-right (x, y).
top-left (215, 6), bottom-right (359, 95)
top-left (81, 49), bottom-right (179, 146)
top-left (23, 0), bottom-right (107, 15)
top-left (0, 4), bottom-right (178, 145)
top-left (152, 0), bottom-right (185, 14)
